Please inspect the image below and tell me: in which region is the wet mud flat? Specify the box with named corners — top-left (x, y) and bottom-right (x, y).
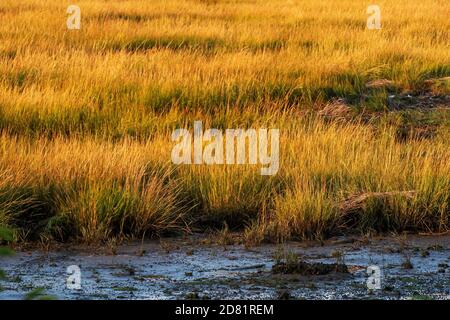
top-left (0, 235), bottom-right (449, 300)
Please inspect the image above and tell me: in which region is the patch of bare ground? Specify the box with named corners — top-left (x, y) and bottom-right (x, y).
top-left (272, 260), bottom-right (349, 275)
top-left (365, 79), bottom-right (396, 89)
top-left (371, 77), bottom-right (450, 110)
top-left (318, 98), bottom-right (353, 121)
top-left (387, 93), bottom-right (450, 110)
top-left (341, 77), bottom-right (449, 110)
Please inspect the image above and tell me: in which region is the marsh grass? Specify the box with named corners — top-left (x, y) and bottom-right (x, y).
top-left (0, 0), bottom-right (448, 243)
top-left (0, 113), bottom-right (448, 243)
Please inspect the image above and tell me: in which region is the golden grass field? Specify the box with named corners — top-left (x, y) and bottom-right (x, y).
top-left (0, 0), bottom-right (449, 243)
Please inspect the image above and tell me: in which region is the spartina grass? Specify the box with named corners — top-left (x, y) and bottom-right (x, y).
top-left (0, 0), bottom-right (448, 243)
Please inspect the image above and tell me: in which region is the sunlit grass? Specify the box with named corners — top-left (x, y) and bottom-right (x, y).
top-left (0, 0), bottom-right (448, 243)
top-left (0, 114), bottom-right (448, 242)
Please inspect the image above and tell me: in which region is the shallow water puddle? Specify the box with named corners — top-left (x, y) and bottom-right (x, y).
top-left (0, 236), bottom-right (449, 300)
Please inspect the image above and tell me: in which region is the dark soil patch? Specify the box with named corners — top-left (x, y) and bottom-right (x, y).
top-left (387, 93), bottom-right (449, 110)
top-left (272, 260), bottom-right (349, 275)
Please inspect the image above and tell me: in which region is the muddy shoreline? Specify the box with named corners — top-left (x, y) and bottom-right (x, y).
top-left (1, 235), bottom-right (449, 300)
